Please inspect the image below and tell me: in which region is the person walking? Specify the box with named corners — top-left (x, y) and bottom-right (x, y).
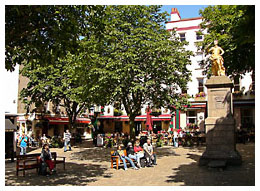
top-left (63, 129), bottom-right (72, 152)
top-left (18, 133), bottom-right (28, 155)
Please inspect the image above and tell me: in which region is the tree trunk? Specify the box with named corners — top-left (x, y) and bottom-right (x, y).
top-left (129, 115), bottom-right (136, 140)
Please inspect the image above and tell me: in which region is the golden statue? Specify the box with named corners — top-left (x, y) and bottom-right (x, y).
top-left (208, 40), bottom-right (226, 76)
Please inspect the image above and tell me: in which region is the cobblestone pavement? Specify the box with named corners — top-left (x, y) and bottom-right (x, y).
top-left (5, 141), bottom-right (255, 186)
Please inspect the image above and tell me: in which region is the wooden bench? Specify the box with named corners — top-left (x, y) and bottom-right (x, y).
top-left (16, 152), bottom-right (66, 176)
top-left (110, 150), bottom-right (138, 170)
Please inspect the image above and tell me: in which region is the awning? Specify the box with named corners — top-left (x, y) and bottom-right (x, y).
top-left (5, 119), bottom-right (17, 132)
top-left (44, 117), bottom-right (91, 125)
top-left (97, 115), bottom-right (129, 121)
top-left (191, 102), bottom-right (207, 108)
top-left (98, 114), bottom-right (172, 122)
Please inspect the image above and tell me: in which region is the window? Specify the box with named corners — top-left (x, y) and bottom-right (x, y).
top-left (234, 75), bottom-right (240, 91)
top-left (179, 33), bottom-right (186, 42)
top-left (187, 110), bottom-right (197, 124)
top-left (196, 34), bottom-right (203, 40)
top-left (197, 78), bottom-right (204, 93)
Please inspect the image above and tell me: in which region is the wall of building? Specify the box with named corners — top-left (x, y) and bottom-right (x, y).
top-left (3, 65), bottom-right (19, 114)
top-left (122, 121), bottom-right (130, 134)
top-left (103, 120), bottom-right (115, 133)
top-left (162, 121), bottom-right (170, 131)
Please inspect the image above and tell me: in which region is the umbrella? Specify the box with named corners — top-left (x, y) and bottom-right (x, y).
top-left (145, 106), bottom-right (153, 131)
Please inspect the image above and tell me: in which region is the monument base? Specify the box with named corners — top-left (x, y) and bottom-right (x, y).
top-left (199, 149), bottom-right (242, 166)
top-left (199, 76), bottom-right (242, 167)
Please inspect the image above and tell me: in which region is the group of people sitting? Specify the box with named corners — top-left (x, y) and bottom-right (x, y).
top-left (115, 138), bottom-right (157, 170)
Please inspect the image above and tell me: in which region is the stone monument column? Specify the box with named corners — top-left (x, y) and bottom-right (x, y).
top-left (199, 76), bottom-right (242, 166)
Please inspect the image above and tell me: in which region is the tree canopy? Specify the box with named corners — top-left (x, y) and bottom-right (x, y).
top-left (5, 5), bottom-right (105, 71)
top-left (99, 5), bottom-right (192, 137)
top-left (11, 5), bottom-right (192, 134)
top-left (15, 5), bottom-right (108, 129)
top-left (198, 5), bottom-right (255, 76)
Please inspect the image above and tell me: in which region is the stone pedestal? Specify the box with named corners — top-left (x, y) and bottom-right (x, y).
top-left (199, 76), bottom-right (242, 166)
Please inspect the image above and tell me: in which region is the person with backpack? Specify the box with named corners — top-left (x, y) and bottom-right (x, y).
top-left (39, 144), bottom-right (56, 176)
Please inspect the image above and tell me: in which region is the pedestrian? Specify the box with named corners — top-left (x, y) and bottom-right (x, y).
top-left (18, 133), bottom-right (28, 155)
top-left (63, 129), bottom-right (72, 152)
top-left (173, 130), bottom-right (179, 147)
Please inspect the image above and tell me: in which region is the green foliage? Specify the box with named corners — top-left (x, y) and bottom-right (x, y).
top-left (198, 5), bottom-right (255, 76)
top-left (5, 5), bottom-right (105, 71)
top-left (18, 6), bottom-right (108, 129)
top-left (100, 5), bottom-right (192, 113)
top-left (94, 5), bottom-right (192, 138)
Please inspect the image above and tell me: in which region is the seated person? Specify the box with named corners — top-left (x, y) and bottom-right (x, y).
top-left (134, 141), bottom-right (145, 167)
top-left (117, 145), bottom-right (138, 171)
top-left (40, 144), bottom-right (56, 175)
top-left (143, 138), bottom-right (157, 167)
top-left (126, 142), bottom-right (141, 168)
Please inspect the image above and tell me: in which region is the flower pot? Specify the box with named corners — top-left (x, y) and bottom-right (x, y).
top-left (194, 97), bottom-right (206, 101)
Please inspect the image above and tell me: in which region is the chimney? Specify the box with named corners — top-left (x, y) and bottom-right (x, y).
top-left (171, 8), bottom-right (181, 21)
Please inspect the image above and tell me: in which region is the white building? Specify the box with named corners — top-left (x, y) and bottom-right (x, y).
top-left (166, 8), bottom-right (254, 133)
top-left (3, 65), bottom-right (19, 115)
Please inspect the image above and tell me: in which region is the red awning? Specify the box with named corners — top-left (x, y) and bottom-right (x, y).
top-left (98, 114), bottom-right (172, 122)
top-left (45, 117), bottom-right (91, 125)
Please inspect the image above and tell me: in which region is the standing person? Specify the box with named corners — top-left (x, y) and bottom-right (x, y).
top-left (173, 130), bottom-right (179, 147)
top-left (18, 133), bottom-right (28, 155)
top-left (143, 138), bottom-right (157, 167)
top-left (63, 129), bottom-right (72, 152)
top-left (117, 145), bottom-right (138, 171)
top-left (40, 144), bottom-right (56, 176)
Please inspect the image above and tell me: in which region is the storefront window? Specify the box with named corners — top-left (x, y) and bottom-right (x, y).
top-left (241, 108), bottom-right (254, 131)
top-left (187, 110), bottom-right (197, 124)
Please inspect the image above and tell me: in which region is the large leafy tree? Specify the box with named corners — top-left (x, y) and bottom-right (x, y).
top-left (198, 5), bottom-right (255, 76)
top-left (5, 5), bottom-right (105, 71)
top-left (100, 5), bottom-right (192, 138)
top-left (16, 5), bottom-right (108, 129)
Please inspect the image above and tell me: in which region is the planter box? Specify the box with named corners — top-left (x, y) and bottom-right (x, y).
top-left (194, 97), bottom-right (206, 101)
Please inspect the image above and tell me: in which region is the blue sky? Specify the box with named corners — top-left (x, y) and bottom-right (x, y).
top-left (161, 5), bottom-right (208, 20)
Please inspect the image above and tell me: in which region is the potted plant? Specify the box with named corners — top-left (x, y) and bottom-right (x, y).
top-left (195, 92), bottom-right (206, 101)
top-left (156, 134), bottom-right (164, 147)
top-left (114, 108), bottom-right (123, 116)
top-left (151, 108), bottom-right (161, 117)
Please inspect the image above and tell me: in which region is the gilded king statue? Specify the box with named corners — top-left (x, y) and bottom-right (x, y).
top-left (208, 40), bottom-right (226, 76)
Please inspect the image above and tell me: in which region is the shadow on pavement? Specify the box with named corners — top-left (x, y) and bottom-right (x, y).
top-left (165, 143), bottom-right (255, 186)
top-left (71, 147), bottom-right (112, 163)
top-left (155, 147), bottom-right (180, 159)
top-left (5, 162), bottom-right (111, 186)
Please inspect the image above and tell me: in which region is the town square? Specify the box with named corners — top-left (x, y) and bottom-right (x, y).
top-left (3, 3), bottom-right (255, 188)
